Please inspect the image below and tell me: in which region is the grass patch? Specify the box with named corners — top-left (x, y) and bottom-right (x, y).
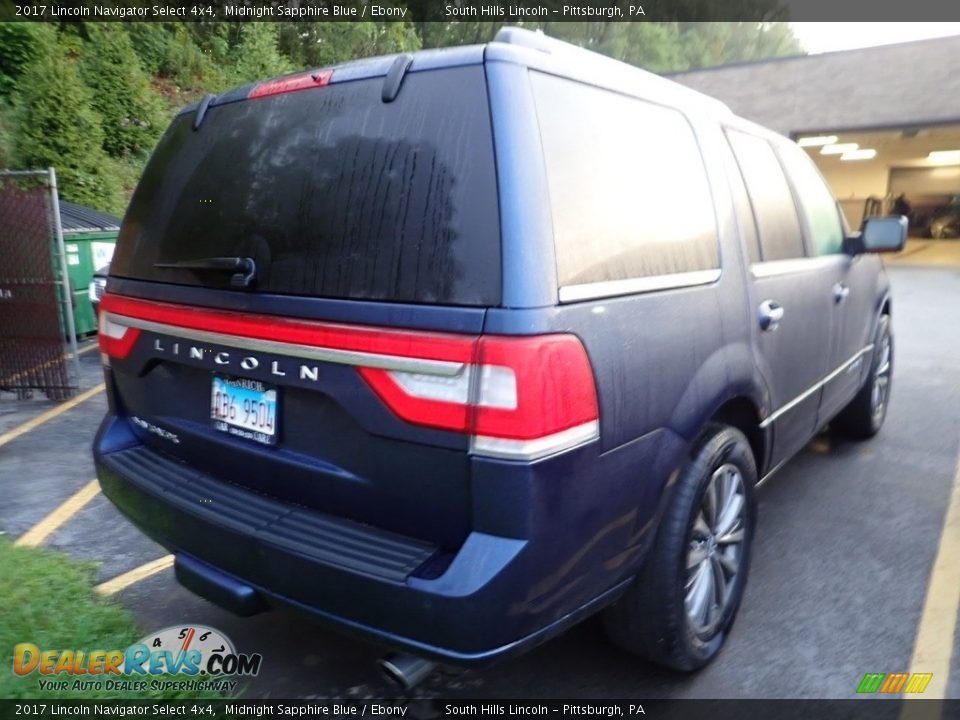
top-left (0, 538), bottom-right (219, 700)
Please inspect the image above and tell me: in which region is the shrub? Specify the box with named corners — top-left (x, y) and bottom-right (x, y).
top-left (0, 23), bottom-right (54, 99)
top-left (80, 25), bottom-right (168, 158)
top-left (230, 23), bottom-right (294, 85)
top-left (13, 46), bottom-right (123, 213)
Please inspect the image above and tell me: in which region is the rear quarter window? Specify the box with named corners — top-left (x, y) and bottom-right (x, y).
top-left (530, 72), bottom-right (719, 295)
top-left (112, 66), bottom-right (501, 306)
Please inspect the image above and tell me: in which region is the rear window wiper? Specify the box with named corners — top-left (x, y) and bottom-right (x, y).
top-left (154, 256), bottom-right (256, 288)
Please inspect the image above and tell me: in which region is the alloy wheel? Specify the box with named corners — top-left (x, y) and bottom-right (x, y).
top-left (871, 332), bottom-right (891, 424)
top-left (685, 463), bottom-right (747, 640)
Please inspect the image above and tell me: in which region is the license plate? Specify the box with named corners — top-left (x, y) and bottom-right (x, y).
top-left (210, 376), bottom-right (278, 445)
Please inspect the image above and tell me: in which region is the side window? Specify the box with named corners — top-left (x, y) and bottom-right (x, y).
top-left (777, 142), bottom-right (845, 255)
top-left (531, 72), bottom-right (719, 291)
top-left (726, 130), bottom-right (806, 262)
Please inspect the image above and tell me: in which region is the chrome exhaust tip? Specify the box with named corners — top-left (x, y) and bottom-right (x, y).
top-left (378, 652), bottom-right (438, 691)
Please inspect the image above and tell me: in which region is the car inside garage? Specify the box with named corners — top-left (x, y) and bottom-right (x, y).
top-left (798, 126), bottom-right (960, 235)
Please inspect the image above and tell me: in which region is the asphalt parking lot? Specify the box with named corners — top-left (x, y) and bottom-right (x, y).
top-left (2, 262), bottom-right (959, 702)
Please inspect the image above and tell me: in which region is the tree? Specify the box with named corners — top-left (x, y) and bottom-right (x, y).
top-left (279, 22), bottom-right (420, 69)
top-left (416, 20), bottom-right (802, 72)
top-left (0, 23), bottom-right (52, 99)
top-left (230, 23), bottom-right (294, 85)
top-left (0, 105), bottom-right (14, 168)
top-left (678, 22), bottom-right (802, 69)
top-left (13, 46), bottom-right (123, 212)
top-left (80, 25), bottom-right (167, 157)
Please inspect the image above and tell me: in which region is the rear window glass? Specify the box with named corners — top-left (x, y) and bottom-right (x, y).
top-left (112, 66), bottom-right (501, 306)
top-left (531, 72), bottom-right (719, 290)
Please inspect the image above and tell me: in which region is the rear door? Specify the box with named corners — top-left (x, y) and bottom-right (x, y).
top-left (103, 63), bottom-right (501, 548)
top-left (725, 129), bottom-right (835, 467)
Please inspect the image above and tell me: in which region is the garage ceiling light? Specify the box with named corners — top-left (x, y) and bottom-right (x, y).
top-left (928, 150), bottom-right (960, 165)
top-left (798, 135), bottom-right (839, 147)
top-left (821, 143), bottom-right (859, 155)
top-left (841, 149), bottom-right (877, 161)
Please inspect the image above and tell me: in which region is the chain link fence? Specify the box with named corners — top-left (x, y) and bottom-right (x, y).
top-left (0, 168), bottom-right (80, 400)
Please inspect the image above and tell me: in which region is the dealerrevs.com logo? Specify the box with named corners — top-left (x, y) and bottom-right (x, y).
top-left (13, 625), bottom-right (261, 694)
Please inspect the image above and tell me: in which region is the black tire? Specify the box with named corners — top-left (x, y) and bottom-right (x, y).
top-left (832, 314), bottom-right (892, 439)
top-left (602, 425), bottom-right (757, 672)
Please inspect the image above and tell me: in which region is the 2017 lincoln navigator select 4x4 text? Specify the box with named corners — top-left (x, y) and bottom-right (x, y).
top-left (93, 28), bottom-right (907, 674)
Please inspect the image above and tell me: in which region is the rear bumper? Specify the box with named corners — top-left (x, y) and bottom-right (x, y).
top-left (93, 415), bottom-right (647, 665)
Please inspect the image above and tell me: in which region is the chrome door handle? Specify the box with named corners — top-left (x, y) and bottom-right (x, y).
top-left (759, 300), bottom-right (784, 332)
top-left (833, 283), bottom-right (850, 304)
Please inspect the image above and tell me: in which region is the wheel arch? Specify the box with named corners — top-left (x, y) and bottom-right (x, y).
top-left (708, 396), bottom-right (766, 478)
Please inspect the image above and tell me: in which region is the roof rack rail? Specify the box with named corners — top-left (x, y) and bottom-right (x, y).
top-left (493, 27), bottom-right (563, 54)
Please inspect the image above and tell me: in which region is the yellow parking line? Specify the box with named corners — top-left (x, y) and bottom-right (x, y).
top-left (95, 555), bottom-right (175, 596)
top-left (0, 383), bottom-right (104, 449)
top-left (0, 342), bottom-right (99, 386)
top-left (901, 443), bottom-right (960, 713)
top-left (15, 478), bottom-right (101, 548)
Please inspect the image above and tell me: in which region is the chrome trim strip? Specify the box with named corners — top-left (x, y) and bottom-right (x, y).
top-left (105, 312), bottom-right (466, 377)
top-left (759, 344), bottom-right (874, 429)
top-left (751, 255), bottom-right (845, 279)
top-left (470, 420), bottom-right (600, 461)
top-left (756, 457), bottom-right (789, 489)
top-left (559, 269), bottom-right (721, 304)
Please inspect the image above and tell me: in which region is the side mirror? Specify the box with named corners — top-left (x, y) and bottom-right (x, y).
top-left (845, 216), bottom-right (908, 255)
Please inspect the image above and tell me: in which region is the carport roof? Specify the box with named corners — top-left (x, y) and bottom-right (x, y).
top-left (669, 35), bottom-right (960, 136)
top-left (59, 200), bottom-right (121, 233)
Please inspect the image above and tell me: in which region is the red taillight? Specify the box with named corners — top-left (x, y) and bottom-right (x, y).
top-left (362, 334), bottom-right (600, 460)
top-left (248, 69), bottom-right (333, 100)
top-left (98, 294), bottom-right (599, 460)
top-left (97, 309), bottom-right (140, 361)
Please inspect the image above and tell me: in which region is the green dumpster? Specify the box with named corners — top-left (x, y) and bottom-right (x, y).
top-left (59, 201), bottom-right (121, 336)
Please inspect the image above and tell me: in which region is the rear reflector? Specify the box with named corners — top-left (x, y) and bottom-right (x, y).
top-left (98, 294), bottom-right (599, 461)
top-left (248, 69), bottom-right (333, 100)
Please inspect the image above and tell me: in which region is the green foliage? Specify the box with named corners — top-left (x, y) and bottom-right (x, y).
top-left (12, 45), bottom-right (123, 213)
top-left (0, 23), bottom-right (53, 98)
top-left (677, 22), bottom-right (802, 70)
top-left (416, 21), bottom-right (800, 71)
top-left (0, 103), bottom-right (14, 168)
top-left (80, 26), bottom-right (168, 157)
top-left (126, 24), bottom-right (228, 93)
top-left (0, 539), bottom-right (220, 699)
top-left (125, 22), bottom-right (177, 76)
top-left (0, 19), bottom-right (804, 216)
top-left (229, 23), bottom-right (294, 85)
top-left (280, 22), bottom-right (421, 69)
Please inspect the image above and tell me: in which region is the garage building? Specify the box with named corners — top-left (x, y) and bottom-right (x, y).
top-left (671, 35), bottom-right (960, 236)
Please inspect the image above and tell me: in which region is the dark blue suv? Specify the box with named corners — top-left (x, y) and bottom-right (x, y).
top-left (94, 28), bottom-right (907, 677)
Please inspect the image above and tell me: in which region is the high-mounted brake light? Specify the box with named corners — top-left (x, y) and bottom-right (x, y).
top-left (248, 69), bottom-right (333, 100)
top-left (98, 294), bottom-right (599, 461)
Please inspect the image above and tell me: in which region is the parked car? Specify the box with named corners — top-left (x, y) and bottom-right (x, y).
top-left (928, 199), bottom-right (960, 239)
top-left (88, 263), bottom-right (109, 315)
top-left (93, 27), bottom-right (906, 680)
